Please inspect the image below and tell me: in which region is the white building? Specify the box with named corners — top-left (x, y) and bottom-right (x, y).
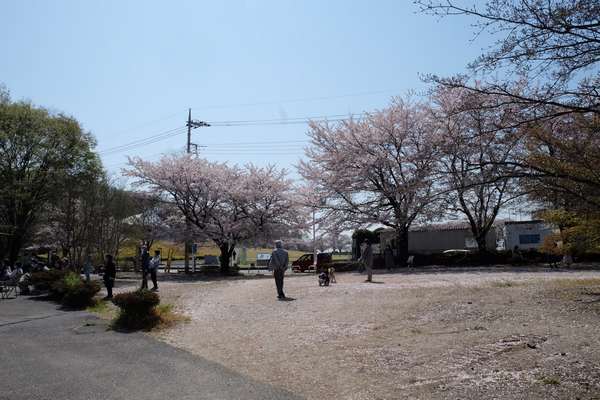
top-left (378, 221), bottom-right (497, 255)
top-left (497, 220), bottom-right (555, 251)
top-left (377, 220), bottom-right (554, 255)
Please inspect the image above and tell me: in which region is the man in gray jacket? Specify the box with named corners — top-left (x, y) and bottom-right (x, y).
top-left (268, 240), bottom-right (289, 300)
top-left (360, 240), bottom-right (374, 282)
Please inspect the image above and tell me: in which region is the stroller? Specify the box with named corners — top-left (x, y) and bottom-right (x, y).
top-left (318, 271), bottom-right (330, 287)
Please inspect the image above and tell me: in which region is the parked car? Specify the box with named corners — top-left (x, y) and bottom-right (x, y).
top-left (442, 249), bottom-right (473, 255)
top-left (291, 253), bottom-right (332, 273)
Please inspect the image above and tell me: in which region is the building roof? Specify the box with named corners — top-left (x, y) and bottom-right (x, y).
top-left (379, 219), bottom-right (544, 234)
top-left (503, 219), bottom-right (544, 225)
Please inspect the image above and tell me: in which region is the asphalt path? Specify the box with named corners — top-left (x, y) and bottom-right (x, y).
top-left (0, 296), bottom-right (301, 400)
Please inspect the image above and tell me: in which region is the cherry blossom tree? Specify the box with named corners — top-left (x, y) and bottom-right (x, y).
top-left (417, 0), bottom-right (600, 119)
top-left (299, 98), bottom-right (443, 266)
top-left (125, 155), bottom-right (299, 273)
top-left (432, 86), bottom-right (526, 252)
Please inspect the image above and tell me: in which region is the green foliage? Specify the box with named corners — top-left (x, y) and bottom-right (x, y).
top-left (30, 270), bottom-right (67, 292)
top-left (524, 115), bottom-right (600, 213)
top-left (112, 290), bottom-right (161, 331)
top-left (61, 280), bottom-right (101, 309)
top-left (64, 272), bottom-right (81, 289)
top-left (48, 272), bottom-right (100, 308)
top-left (0, 93), bottom-right (101, 263)
top-left (540, 209), bottom-right (600, 257)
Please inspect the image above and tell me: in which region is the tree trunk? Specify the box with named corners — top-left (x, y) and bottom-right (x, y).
top-left (0, 236), bottom-right (7, 263)
top-left (396, 227), bottom-right (409, 267)
top-left (218, 242), bottom-right (234, 275)
top-left (8, 227), bottom-right (27, 266)
top-left (8, 236), bottom-right (22, 266)
top-left (475, 233), bottom-right (488, 253)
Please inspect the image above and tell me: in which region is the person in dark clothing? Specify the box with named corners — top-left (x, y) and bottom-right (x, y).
top-left (140, 246), bottom-right (150, 290)
top-left (384, 245), bottom-right (394, 271)
top-left (268, 240), bottom-right (289, 300)
top-left (103, 254), bottom-right (116, 300)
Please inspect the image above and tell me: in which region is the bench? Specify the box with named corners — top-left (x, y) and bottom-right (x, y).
top-left (0, 278), bottom-right (18, 299)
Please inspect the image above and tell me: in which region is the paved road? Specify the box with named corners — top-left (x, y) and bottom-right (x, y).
top-left (0, 297), bottom-right (302, 400)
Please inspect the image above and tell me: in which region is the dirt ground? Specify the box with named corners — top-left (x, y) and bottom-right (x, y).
top-left (149, 267), bottom-right (600, 400)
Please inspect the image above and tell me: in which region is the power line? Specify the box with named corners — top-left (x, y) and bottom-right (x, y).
top-left (204, 139), bottom-right (306, 146)
top-left (103, 148), bottom-right (185, 169)
top-left (208, 113), bottom-right (366, 127)
top-left (98, 112), bottom-right (366, 157)
top-left (101, 111), bottom-right (183, 137)
top-left (203, 148), bottom-right (303, 153)
top-left (98, 126), bottom-right (187, 155)
top-left (96, 89), bottom-right (389, 150)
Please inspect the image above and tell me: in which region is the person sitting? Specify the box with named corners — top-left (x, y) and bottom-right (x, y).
top-left (7, 264), bottom-right (23, 279)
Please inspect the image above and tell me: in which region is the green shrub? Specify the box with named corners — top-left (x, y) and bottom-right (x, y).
top-left (49, 272), bottom-right (100, 308)
top-left (61, 280), bottom-right (101, 308)
top-left (112, 290), bottom-right (160, 331)
top-left (30, 270), bottom-right (67, 292)
top-left (48, 279), bottom-right (67, 300)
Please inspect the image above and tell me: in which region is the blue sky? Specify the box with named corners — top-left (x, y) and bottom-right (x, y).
top-left (1, 0), bottom-right (490, 179)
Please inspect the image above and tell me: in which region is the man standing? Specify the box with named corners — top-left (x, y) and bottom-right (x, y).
top-left (140, 245), bottom-right (150, 290)
top-left (149, 250), bottom-right (160, 291)
top-left (384, 244), bottom-right (394, 271)
top-left (83, 254), bottom-right (93, 282)
top-left (268, 240), bottom-right (289, 300)
top-left (360, 240), bottom-right (374, 282)
top-left (103, 254), bottom-right (116, 300)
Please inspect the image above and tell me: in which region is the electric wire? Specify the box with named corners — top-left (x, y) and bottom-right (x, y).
top-left (98, 126), bottom-right (187, 155)
top-left (97, 88), bottom-right (390, 154)
top-left (98, 112), bottom-right (367, 157)
top-left (208, 113), bottom-right (365, 126)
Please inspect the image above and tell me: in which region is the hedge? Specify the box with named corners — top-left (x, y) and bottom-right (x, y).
top-left (112, 290), bottom-right (160, 331)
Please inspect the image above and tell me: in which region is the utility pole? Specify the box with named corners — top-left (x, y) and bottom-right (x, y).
top-left (184, 108), bottom-right (210, 273)
top-left (312, 207), bottom-right (316, 272)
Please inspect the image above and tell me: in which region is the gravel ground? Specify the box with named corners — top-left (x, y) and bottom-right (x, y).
top-left (125, 267), bottom-right (600, 400)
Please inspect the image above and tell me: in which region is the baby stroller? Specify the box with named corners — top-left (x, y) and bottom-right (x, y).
top-left (318, 271), bottom-right (330, 286)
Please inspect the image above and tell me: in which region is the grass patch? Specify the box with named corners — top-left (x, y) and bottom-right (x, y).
top-left (155, 303), bottom-right (190, 329)
top-left (491, 280), bottom-right (517, 288)
top-left (118, 239), bottom-right (350, 265)
top-left (87, 300), bottom-right (117, 319)
top-left (552, 278), bottom-right (600, 289)
top-left (540, 376), bottom-right (560, 385)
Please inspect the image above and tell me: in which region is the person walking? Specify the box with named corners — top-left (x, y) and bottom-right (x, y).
top-left (103, 254), bottom-right (116, 300)
top-left (384, 244), bottom-right (394, 271)
top-left (83, 254), bottom-right (93, 282)
top-left (360, 240), bottom-right (374, 282)
top-left (268, 240), bottom-right (289, 300)
top-left (140, 245), bottom-right (150, 290)
top-left (149, 250), bottom-right (160, 291)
